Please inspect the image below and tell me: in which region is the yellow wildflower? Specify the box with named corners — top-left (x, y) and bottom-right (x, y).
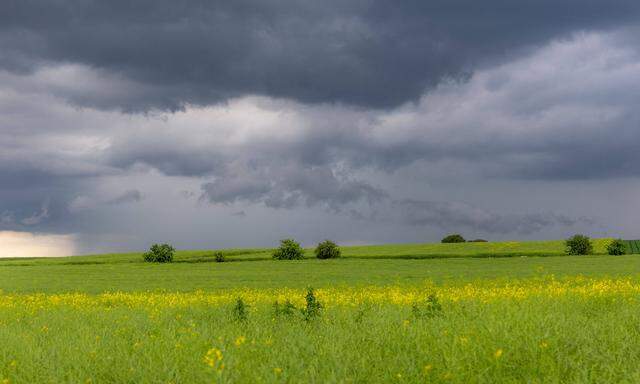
top-left (234, 336), bottom-right (246, 346)
top-left (204, 348), bottom-right (224, 371)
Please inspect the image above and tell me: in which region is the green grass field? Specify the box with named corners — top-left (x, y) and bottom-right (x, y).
top-left (0, 238), bottom-right (618, 293)
top-left (625, 239), bottom-right (640, 254)
top-left (1, 238), bottom-right (640, 383)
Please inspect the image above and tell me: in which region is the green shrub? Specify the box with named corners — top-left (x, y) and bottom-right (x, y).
top-left (565, 234), bottom-right (593, 255)
top-left (315, 240), bottom-right (341, 259)
top-left (143, 243), bottom-right (175, 263)
top-left (233, 298), bottom-right (248, 322)
top-left (273, 300), bottom-right (297, 317)
top-left (302, 288), bottom-right (322, 321)
top-left (441, 234), bottom-right (465, 243)
top-left (273, 239), bottom-right (304, 260)
top-left (214, 251), bottom-right (225, 263)
top-left (412, 293), bottom-right (443, 319)
top-left (607, 239), bottom-right (626, 256)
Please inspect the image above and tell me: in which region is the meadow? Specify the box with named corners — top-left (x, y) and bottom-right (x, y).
top-left (1, 239), bottom-right (640, 383)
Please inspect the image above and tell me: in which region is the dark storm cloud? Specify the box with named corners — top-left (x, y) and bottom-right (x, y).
top-left (2, 20), bottom-right (639, 250)
top-left (0, 200), bottom-right (50, 227)
top-left (0, 197), bottom-right (68, 232)
top-left (2, 1), bottom-right (640, 111)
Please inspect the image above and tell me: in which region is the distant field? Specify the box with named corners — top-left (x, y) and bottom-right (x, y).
top-left (0, 238), bottom-right (614, 266)
top-left (0, 238), bottom-right (629, 294)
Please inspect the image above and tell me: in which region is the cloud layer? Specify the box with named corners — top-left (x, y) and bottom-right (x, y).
top-left (2, 1), bottom-right (640, 111)
top-left (1, 4), bottom-right (639, 254)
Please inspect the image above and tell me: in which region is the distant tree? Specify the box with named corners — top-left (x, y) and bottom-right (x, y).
top-left (565, 234), bottom-right (593, 255)
top-left (273, 239), bottom-right (304, 260)
top-left (143, 243), bottom-right (175, 263)
top-left (607, 239), bottom-right (626, 256)
top-left (441, 234), bottom-right (466, 243)
top-left (469, 239), bottom-right (488, 243)
top-left (214, 251), bottom-right (226, 262)
top-left (315, 240), bottom-right (341, 259)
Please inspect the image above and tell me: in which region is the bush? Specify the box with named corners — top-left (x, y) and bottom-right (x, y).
top-left (314, 240), bottom-right (341, 259)
top-left (273, 300), bottom-right (297, 317)
top-left (143, 243), bottom-right (175, 263)
top-left (607, 239), bottom-right (626, 256)
top-left (272, 239), bottom-right (304, 260)
top-left (412, 293), bottom-right (443, 319)
top-left (233, 298), bottom-right (248, 322)
top-left (302, 288), bottom-right (322, 321)
top-left (565, 234), bottom-right (593, 255)
top-left (469, 239), bottom-right (488, 243)
top-left (441, 234), bottom-right (466, 243)
top-left (214, 251), bottom-right (225, 263)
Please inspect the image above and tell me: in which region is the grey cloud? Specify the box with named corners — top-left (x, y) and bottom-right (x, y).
top-left (107, 143), bottom-right (226, 177)
top-left (20, 200), bottom-right (50, 226)
top-left (397, 199), bottom-right (595, 235)
top-left (201, 165), bottom-right (387, 211)
top-left (180, 190), bottom-right (197, 199)
top-left (3, 31), bottom-right (640, 232)
top-left (0, 28), bottom-right (638, 250)
top-left (107, 189), bottom-right (143, 205)
top-left (0, 200), bottom-right (51, 228)
top-left (69, 190), bottom-right (144, 212)
top-left (0, 212), bottom-right (14, 225)
top-left (3, 31), bottom-right (640, 191)
top-left (2, 1), bottom-right (640, 111)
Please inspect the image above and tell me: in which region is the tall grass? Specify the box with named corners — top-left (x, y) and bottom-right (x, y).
top-left (1, 278), bottom-right (639, 383)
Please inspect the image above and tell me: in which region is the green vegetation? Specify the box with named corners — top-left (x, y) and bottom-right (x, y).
top-left (607, 239), bottom-right (627, 255)
top-left (314, 240), bottom-right (341, 259)
top-left (441, 234), bottom-right (465, 243)
top-left (0, 238), bottom-right (613, 266)
top-left (272, 239), bottom-right (304, 260)
top-left (214, 251), bottom-right (226, 263)
top-left (0, 238), bottom-right (638, 383)
top-left (625, 240), bottom-right (640, 254)
top-left (1, 279), bottom-right (640, 383)
top-left (0, 238), bottom-right (619, 294)
top-left (143, 243), bottom-right (175, 263)
top-left (565, 234), bottom-right (593, 255)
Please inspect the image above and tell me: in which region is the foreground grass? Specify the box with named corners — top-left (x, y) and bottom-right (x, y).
top-left (1, 277), bottom-right (639, 383)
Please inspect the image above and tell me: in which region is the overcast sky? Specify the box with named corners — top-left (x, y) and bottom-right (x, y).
top-left (2, 1), bottom-right (640, 256)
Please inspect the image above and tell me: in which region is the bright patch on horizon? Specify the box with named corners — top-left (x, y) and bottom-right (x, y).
top-left (0, 231), bottom-right (76, 258)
